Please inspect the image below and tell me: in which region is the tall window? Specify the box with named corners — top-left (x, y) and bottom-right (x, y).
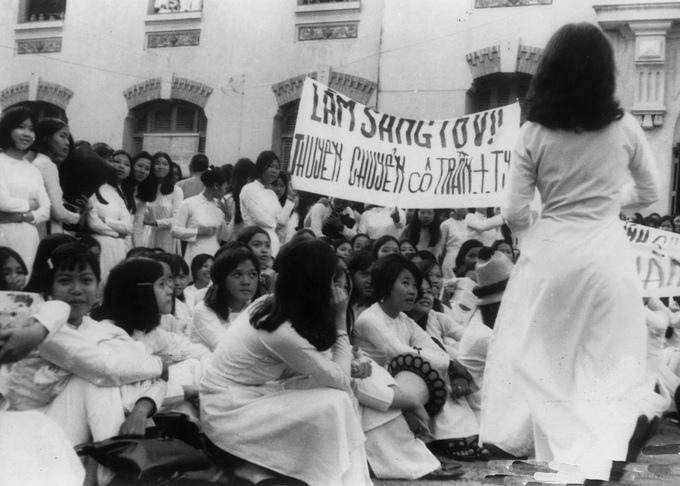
top-left (132, 100), bottom-right (207, 171)
top-left (20, 0), bottom-right (66, 22)
top-left (273, 100), bottom-right (299, 172)
top-left (13, 101), bottom-right (67, 121)
top-left (468, 72), bottom-right (531, 123)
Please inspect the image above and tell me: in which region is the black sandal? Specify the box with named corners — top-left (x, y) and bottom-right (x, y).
top-left (437, 438), bottom-right (479, 462)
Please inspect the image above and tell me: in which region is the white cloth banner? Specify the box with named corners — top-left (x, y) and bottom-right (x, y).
top-left (624, 222), bottom-right (680, 297)
top-left (290, 77), bottom-right (521, 209)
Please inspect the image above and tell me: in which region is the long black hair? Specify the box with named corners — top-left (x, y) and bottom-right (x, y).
top-left (33, 117), bottom-right (72, 160)
top-left (0, 247), bottom-right (29, 291)
top-left (229, 158), bottom-right (256, 225)
top-left (138, 152), bottom-right (176, 202)
top-left (205, 244), bottom-right (260, 321)
top-left (121, 151), bottom-right (152, 214)
top-left (527, 23), bottom-right (623, 131)
top-left (250, 239), bottom-right (339, 351)
top-left (404, 209), bottom-right (441, 248)
top-left (91, 258), bottom-right (165, 335)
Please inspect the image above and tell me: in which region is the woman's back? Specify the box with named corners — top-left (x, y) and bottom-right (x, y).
top-left (505, 113), bottom-right (657, 233)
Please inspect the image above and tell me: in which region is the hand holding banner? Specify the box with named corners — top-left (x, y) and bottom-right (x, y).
top-left (290, 77), bottom-right (521, 209)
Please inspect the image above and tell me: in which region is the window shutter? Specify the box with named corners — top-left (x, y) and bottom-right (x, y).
top-left (152, 107), bottom-right (172, 132)
top-left (176, 106), bottom-right (195, 132)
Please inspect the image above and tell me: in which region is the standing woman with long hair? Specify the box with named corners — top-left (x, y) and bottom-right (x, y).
top-left (224, 157), bottom-right (256, 242)
top-left (399, 209), bottom-right (443, 259)
top-left (480, 24), bottom-right (659, 482)
top-left (137, 151), bottom-right (183, 253)
top-left (0, 106), bottom-right (50, 273)
top-left (239, 151), bottom-right (298, 256)
top-left (31, 117), bottom-right (86, 237)
top-left (200, 239), bottom-right (371, 486)
top-left (85, 149), bottom-right (132, 285)
top-left (123, 151), bottom-right (152, 247)
top-left (172, 166), bottom-right (230, 266)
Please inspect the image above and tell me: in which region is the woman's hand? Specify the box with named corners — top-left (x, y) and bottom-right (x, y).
top-left (217, 199), bottom-right (232, 221)
top-left (0, 322), bottom-right (49, 364)
top-left (441, 280), bottom-right (457, 303)
top-left (390, 206), bottom-right (400, 223)
top-left (403, 402), bottom-right (434, 442)
top-left (196, 225), bottom-right (217, 237)
top-left (448, 359), bottom-right (474, 398)
top-left (118, 399), bottom-right (155, 437)
top-left (350, 347), bottom-right (372, 379)
top-left (29, 198), bottom-right (39, 211)
top-left (330, 285), bottom-right (349, 331)
top-left (74, 195), bottom-right (93, 213)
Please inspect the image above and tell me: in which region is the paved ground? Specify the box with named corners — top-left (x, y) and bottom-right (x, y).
top-left (113, 415), bottom-right (680, 485)
top-left (373, 415), bottom-right (680, 486)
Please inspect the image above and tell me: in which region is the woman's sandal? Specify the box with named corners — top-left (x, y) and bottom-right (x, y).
top-left (438, 438), bottom-right (479, 461)
top-left (434, 437), bottom-right (493, 462)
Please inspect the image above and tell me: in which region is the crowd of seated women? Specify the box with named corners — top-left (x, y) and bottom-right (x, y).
top-left (3, 104), bottom-right (680, 486)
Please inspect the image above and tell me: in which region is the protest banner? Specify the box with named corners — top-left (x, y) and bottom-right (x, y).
top-left (290, 77), bottom-right (521, 209)
top-left (624, 222), bottom-right (680, 297)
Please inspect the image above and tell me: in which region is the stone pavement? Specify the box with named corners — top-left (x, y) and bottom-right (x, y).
top-left (374, 415), bottom-right (680, 486)
top-left (115, 415), bottom-right (680, 486)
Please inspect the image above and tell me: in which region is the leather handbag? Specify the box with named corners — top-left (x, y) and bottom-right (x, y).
top-left (76, 413), bottom-right (211, 482)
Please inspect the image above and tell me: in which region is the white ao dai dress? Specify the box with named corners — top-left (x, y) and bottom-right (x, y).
top-left (0, 153), bottom-right (50, 272)
top-left (480, 113), bottom-right (660, 480)
top-left (141, 186), bottom-right (183, 253)
top-left (171, 194), bottom-right (228, 265)
top-left (86, 184), bottom-right (132, 284)
top-left (200, 301), bottom-right (371, 486)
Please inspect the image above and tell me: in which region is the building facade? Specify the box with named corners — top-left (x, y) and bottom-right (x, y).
top-left (1, 0), bottom-right (679, 214)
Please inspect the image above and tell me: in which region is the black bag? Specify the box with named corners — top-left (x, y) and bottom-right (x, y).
top-left (76, 413), bottom-right (211, 483)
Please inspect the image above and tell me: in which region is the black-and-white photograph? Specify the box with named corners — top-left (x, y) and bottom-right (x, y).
top-left (1, 1), bottom-right (680, 485)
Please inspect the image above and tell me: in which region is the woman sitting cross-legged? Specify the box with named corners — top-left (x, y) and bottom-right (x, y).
top-left (91, 257), bottom-right (210, 420)
top-left (5, 243), bottom-right (168, 485)
top-left (353, 253), bottom-right (488, 461)
top-left (199, 238), bottom-right (371, 486)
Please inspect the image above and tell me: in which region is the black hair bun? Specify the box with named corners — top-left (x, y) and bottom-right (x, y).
top-left (477, 246), bottom-right (495, 262)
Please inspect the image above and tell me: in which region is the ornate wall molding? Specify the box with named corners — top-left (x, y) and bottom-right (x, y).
top-left (271, 71), bottom-right (376, 107)
top-left (123, 78), bottom-right (162, 110)
top-left (297, 22), bottom-right (358, 41)
top-left (328, 71), bottom-right (376, 105)
top-left (516, 45), bottom-right (542, 75)
top-left (272, 74), bottom-right (316, 107)
top-left (629, 21), bottom-right (672, 129)
top-left (147, 30), bottom-right (200, 48)
top-left (466, 44), bottom-right (543, 79)
top-left (36, 81), bottom-right (73, 110)
top-left (465, 46), bottom-right (501, 79)
top-left (170, 76), bottom-right (213, 108)
top-left (0, 82), bottom-right (30, 110)
top-left (17, 37), bottom-right (61, 54)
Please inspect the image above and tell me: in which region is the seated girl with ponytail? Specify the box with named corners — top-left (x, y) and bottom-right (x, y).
top-left (188, 243), bottom-right (260, 351)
